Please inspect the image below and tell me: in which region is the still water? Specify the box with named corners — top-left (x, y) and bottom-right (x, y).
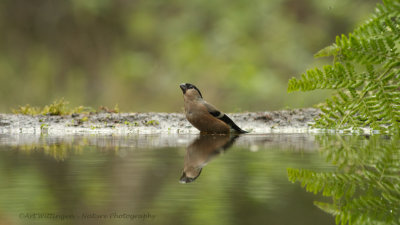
top-left (0, 133), bottom-right (398, 225)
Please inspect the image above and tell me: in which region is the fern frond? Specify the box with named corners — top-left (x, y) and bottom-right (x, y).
top-left (288, 134), bottom-right (400, 225)
top-left (287, 0), bottom-right (400, 133)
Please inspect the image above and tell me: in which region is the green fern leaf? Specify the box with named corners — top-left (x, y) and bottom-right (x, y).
top-left (287, 0), bottom-right (400, 133)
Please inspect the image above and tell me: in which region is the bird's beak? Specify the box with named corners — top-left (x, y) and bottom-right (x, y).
top-left (179, 172), bottom-right (191, 183)
top-left (179, 169), bottom-right (202, 183)
top-left (179, 83), bottom-right (187, 94)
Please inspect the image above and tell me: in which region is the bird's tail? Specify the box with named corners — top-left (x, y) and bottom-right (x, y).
top-left (219, 114), bottom-right (248, 134)
top-left (232, 124), bottom-right (248, 134)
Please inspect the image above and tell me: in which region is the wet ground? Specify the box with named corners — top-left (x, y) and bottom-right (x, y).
top-left (0, 108), bottom-right (320, 134)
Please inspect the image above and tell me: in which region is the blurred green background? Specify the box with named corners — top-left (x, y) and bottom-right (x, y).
top-left (0, 0), bottom-right (380, 113)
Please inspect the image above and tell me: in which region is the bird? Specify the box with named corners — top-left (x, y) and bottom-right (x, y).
top-left (180, 134), bottom-right (239, 183)
top-left (179, 83), bottom-right (248, 134)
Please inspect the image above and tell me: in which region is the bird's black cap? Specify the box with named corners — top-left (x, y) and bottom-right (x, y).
top-left (179, 169), bottom-right (202, 184)
top-left (179, 83), bottom-right (203, 98)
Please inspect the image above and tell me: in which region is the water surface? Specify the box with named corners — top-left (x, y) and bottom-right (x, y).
top-left (0, 133), bottom-right (398, 225)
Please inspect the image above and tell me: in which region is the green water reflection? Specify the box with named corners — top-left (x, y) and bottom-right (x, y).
top-left (180, 135), bottom-right (239, 183)
top-left (2, 133), bottom-right (396, 225)
top-left (288, 134), bottom-right (400, 225)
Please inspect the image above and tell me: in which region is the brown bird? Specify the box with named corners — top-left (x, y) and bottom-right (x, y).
top-left (179, 83), bottom-right (247, 134)
top-left (180, 134), bottom-right (239, 183)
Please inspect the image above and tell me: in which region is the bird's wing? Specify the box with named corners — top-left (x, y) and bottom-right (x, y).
top-left (203, 101), bottom-right (247, 133)
top-left (203, 101), bottom-right (222, 117)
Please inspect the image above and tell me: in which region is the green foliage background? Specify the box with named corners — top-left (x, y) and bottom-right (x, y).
top-left (0, 0), bottom-right (379, 112)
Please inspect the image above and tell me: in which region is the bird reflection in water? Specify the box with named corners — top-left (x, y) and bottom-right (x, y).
top-left (179, 134), bottom-right (239, 183)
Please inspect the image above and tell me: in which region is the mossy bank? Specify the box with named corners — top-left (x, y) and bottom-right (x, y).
top-left (0, 108), bottom-right (320, 135)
